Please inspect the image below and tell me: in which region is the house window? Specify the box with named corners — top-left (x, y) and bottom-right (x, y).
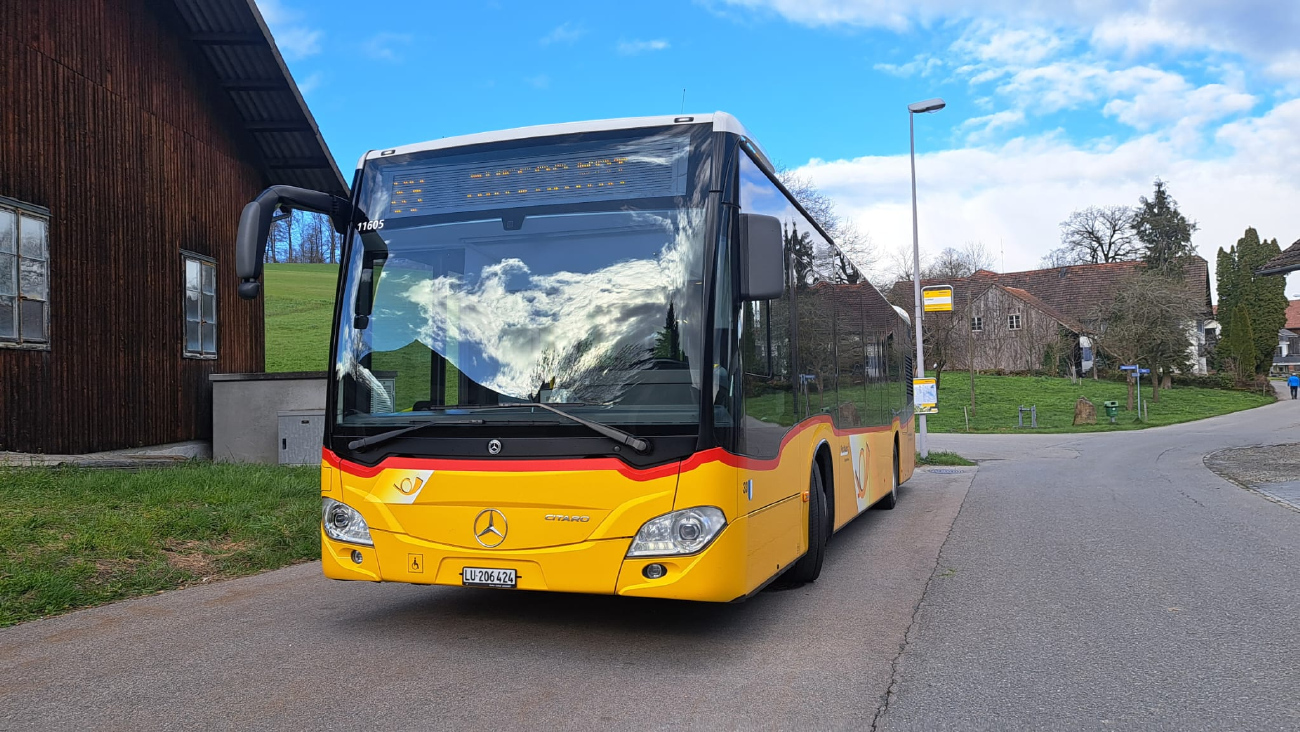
top-left (183, 253), bottom-right (217, 358)
top-left (0, 199), bottom-right (50, 348)
top-left (1008, 313), bottom-right (1022, 330)
top-left (971, 316), bottom-right (983, 332)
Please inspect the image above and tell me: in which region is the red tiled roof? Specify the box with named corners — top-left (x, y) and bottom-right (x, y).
top-left (1260, 239), bottom-right (1300, 276)
top-left (999, 286), bottom-right (1087, 333)
top-left (1286, 299), bottom-right (1300, 330)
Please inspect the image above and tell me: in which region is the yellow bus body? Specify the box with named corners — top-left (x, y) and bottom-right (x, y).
top-left (321, 416), bottom-right (914, 602)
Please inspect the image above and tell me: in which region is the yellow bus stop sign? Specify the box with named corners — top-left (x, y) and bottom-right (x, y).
top-left (922, 285), bottom-right (953, 312)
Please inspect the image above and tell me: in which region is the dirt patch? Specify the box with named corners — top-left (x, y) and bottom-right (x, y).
top-left (162, 540), bottom-right (250, 577)
top-left (1205, 443), bottom-right (1300, 487)
top-left (90, 558), bottom-right (138, 585)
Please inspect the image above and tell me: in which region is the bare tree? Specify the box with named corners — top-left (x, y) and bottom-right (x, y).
top-left (777, 168), bottom-right (877, 277)
top-left (1088, 271), bottom-right (1200, 409)
top-left (1056, 205), bottom-right (1139, 265)
top-left (929, 241), bottom-right (996, 279)
top-left (1039, 246), bottom-right (1077, 269)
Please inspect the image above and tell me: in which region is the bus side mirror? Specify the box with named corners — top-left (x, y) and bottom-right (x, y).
top-left (236, 185), bottom-right (358, 300)
top-left (739, 213), bottom-right (785, 301)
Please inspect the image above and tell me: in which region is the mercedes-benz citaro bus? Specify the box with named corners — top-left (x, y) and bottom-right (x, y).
top-left (234, 113), bottom-right (916, 602)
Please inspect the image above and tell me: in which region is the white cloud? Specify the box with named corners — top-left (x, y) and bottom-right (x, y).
top-left (874, 54), bottom-right (942, 78)
top-left (993, 61), bottom-right (1111, 113)
top-left (275, 27), bottom-right (322, 59)
top-left (958, 109), bottom-right (1025, 142)
top-left (296, 71), bottom-right (324, 95)
top-left (526, 74), bottom-right (551, 89)
top-left (617, 39), bottom-right (671, 55)
top-left (796, 102), bottom-right (1300, 296)
top-left (1266, 51), bottom-right (1300, 84)
top-left (541, 22), bottom-right (585, 45)
top-left (364, 32), bottom-right (414, 62)
top-left (1090, 13), bottom-right (1206, 56)
top-left (954, 59), bottom-right (1256, 145)
top-left (952, 22), bottom-right (1070, 67)
top-left (254, 0), bottom-right (295, 26)
top-left (254, 0), bottom-right (322, 59)
top-left (716, 0), bottom-right (1300, 70)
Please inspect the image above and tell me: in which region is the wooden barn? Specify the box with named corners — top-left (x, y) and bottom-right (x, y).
top-left (0, 0), bottom-right (347, 454)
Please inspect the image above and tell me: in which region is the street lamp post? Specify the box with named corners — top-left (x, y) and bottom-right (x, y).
top-left (908, 97), bottom-right (945, 458)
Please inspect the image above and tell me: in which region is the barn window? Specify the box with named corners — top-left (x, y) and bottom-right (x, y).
top-left (970, 316), bottom-right (983, 332)
top-left (0, 199), bottom-right (50, 348)
top-left (1008, 313), bottom-right (1022, 330)
top-left (183, 253), bottom-right (217, 358)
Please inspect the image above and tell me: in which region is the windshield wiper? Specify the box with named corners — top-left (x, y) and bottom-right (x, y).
top-left (434, 402), bottom-right (651, 454)
top-left (519, 402), bottom-right (651, 453)
top-left (347, 417), bottom-right (484, 451)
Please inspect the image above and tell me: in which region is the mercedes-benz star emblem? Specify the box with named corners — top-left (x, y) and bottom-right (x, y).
top-left (473, 509), bottom-right (508, 548)
top-left (487, 439), bottom-right (502, 455)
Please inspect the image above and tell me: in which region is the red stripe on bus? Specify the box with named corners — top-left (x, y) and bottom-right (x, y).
top-left (322, 448), bottom-right (682, 482)
top-left (321, 416), bottom-right (902, 479)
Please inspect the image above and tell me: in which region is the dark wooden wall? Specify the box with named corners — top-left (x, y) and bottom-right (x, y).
top-left (0, 0), bottom-right (266, 453)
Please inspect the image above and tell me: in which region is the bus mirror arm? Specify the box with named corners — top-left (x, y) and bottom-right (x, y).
top-left (236, 185), bottom-right (361, 300)
top-left (738, 213), bottom-right (785, 301)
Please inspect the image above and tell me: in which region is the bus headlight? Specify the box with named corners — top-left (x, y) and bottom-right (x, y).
top-left (627, 507), bottom-right (726, 557)
top-left (322, 498), bottom-right (374, 546)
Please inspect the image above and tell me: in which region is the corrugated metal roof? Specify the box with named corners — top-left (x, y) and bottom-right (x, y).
top-left (169, 0), bottom-right (348, 196)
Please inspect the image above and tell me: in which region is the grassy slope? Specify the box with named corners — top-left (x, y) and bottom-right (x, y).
top-left (263, 263), bottom-right (338, 373)
top-left (927, 373), bottom-right (1273, 433)
top-left (0, 464), bottom-right (319, 627)
top-left (264, 263), bottom-right (453, 407)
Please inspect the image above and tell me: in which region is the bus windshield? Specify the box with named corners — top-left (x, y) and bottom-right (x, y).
top-left (334, 126), bottom-right (709, 431)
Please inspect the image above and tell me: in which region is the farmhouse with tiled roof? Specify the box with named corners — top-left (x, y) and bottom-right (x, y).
top-left (889, 257), bottom-right (1214, 375)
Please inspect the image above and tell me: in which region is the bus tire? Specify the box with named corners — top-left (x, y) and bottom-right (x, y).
top-left (786, 463), bottom-right (829, 585)
top-left (874, 443), bottom-right (899, 510)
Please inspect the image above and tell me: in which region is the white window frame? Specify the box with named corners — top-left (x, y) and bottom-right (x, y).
top-left (0, 196), bottom-right (51, 350)
top-left (1008, 313), bottom-right (1022, 331)
top-left (182, 252), bottom-right (218, 359)
top-left (971, 316), bottom-right (983, 332)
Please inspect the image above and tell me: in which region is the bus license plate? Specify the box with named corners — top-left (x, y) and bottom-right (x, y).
top-left (462, 567), bottom-right (516, 589)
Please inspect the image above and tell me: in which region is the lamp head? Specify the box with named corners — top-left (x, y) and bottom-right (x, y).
top-left (908, 98), bottom-right (947, 114)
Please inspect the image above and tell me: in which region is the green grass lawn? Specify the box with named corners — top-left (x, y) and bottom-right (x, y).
top-left (265, 263), bottom-right (457, 407)
top-left (926, 373), bottom-right (1274, 433)
top-left (264, 263), bottom-right (338, 373)
top-left (917, 451), bottom-right (976, 466)
top-left (0, 463), bottom-right (320, 627)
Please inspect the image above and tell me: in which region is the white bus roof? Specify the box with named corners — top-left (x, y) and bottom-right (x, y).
top-left (357, 112), bottom-right (772, 171)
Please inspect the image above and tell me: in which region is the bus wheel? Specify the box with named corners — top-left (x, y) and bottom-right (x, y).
top-left (875, 444), bottom-right (899, 510)
top-left (786, 464), bottom-right (829, 585)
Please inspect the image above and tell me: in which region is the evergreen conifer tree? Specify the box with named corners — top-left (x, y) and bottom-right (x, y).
top-left (1226, 304), bottom-right (1256, 379)
top-left (1135, 179), bottom-right (1198, 275)
top-left (1217, 228), bottom-right (1287, 374)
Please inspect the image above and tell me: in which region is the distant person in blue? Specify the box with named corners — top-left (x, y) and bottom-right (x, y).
top-left (1290, 373), bottom-right (1300, 400)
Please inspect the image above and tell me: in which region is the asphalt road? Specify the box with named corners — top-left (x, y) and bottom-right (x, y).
top-left (898, 398), bottom-right (1300, 731)
top-left (2, 398), bottom-right (1297, 731)
top-left (0, 464), bottom-right (973, 731)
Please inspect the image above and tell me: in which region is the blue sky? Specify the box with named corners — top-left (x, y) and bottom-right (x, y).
top-left (257, 0), bottom-right (1300, 298)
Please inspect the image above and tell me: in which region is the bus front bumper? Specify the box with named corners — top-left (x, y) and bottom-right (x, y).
top-left (321, 515), bottom-right (751, 602)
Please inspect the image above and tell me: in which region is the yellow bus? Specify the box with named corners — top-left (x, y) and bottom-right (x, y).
top-left (235, 113), bottom-right (916, 601)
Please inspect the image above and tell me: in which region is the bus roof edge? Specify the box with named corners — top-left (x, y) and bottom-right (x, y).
top-left (353, 112), bottom-right (772, 171)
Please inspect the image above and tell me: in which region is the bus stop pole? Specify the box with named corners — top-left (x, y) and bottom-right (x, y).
top-left (909, 110), bottom-right (928, 459)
